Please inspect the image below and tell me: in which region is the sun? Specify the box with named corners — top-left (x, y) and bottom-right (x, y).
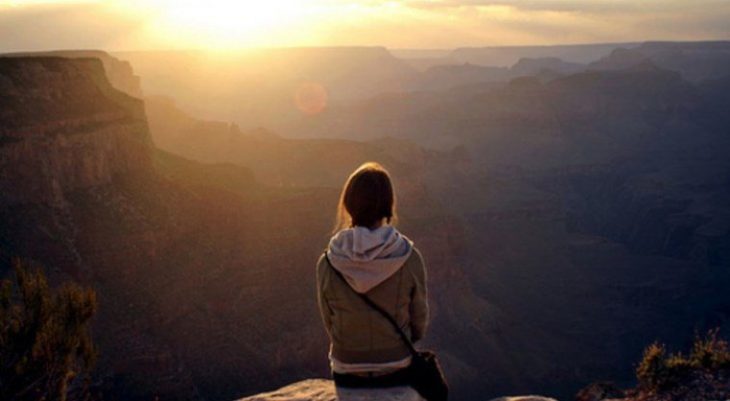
top-left (134, 0), bottom-right (315, 49)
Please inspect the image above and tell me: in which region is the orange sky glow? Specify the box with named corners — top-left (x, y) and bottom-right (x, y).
top-left (0, 0), bottom-right (729, 51)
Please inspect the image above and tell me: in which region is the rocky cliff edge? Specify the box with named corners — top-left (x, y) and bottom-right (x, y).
top-left (236, 379), bottom-right (558, 401)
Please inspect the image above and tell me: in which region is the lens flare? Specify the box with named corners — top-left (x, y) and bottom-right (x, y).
top-left (294, 82), bottom-right (328, 116)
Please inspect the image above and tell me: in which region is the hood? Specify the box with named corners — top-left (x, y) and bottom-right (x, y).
top-left (326, 225), bottom-right (414, 293)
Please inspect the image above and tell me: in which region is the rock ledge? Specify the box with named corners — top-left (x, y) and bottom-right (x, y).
top-left (236, 379), bottom-right (558, 401)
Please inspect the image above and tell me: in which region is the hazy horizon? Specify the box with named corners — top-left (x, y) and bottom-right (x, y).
top-left (5, 39), bottom-right (730, 53)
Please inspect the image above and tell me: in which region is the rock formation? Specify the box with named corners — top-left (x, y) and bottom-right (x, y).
top-left (237, 380), bottom-right (335, 401)
top-left (236, 380), bottom-right (558, 401)
top-left (0, 57), bottom-right (150, 206)
top-left (1, 50), bottom-right (144, 97)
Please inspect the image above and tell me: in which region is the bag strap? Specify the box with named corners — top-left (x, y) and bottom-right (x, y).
top-left (323, 251), bottom-right (418, 356)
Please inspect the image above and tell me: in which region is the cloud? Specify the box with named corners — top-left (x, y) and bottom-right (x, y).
top-left (0, 0), bottom-right (728, 50)
top-left (403, 0), bottom-right (722, 14)
top-left (0, 3), bottom-right (150, 52)
top-left (405, 0), bottom-right (634, 13)
top-left (389, 0), bottom-right (730, 46)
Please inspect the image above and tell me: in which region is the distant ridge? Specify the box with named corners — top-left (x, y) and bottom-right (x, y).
top-left (588, 40), bottom-right (730, 81)
top-left (397, 40), bottom-right (730, 68)
top-left (449, 42), bottom-right (641, 66)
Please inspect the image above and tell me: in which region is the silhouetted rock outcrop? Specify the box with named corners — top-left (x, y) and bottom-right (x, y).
top-left (1, 50), bottom-right (143, 97)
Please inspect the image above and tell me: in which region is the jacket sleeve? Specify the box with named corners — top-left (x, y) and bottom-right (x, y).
top-left (316, 255), bottom-right (334, 339)
top-left (409, 248), bottom-right (429, 343)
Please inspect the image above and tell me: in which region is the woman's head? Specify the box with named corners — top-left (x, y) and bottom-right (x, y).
top-left (335, 162), bottom-right (397, 232)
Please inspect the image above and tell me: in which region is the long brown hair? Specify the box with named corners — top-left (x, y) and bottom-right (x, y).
top-left (334, 162), bottom-right (397, 232)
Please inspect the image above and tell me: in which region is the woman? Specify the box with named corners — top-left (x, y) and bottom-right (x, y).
top-left (316, 162), bottom-right (429, 401)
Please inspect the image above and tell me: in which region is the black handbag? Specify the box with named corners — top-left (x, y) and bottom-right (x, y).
top-left (325, 253), bottom-right (449, 401)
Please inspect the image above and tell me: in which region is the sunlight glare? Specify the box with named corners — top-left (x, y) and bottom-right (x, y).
top-left (137, 0), bottom-right (315, 48)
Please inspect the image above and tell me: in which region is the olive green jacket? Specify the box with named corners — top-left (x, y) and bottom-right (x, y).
top-left (316, 248), bottom-right (429, 364)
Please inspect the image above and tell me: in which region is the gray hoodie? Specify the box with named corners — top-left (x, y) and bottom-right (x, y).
top-left (326, 225), bottom-right (414, 293)
top-left (317, 225), bottom-right (429, 372)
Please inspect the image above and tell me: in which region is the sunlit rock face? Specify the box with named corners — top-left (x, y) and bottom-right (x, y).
top-left (237, 380), bottom-right (336, 401)
top-left (0, 57), bottom-right (151, 206)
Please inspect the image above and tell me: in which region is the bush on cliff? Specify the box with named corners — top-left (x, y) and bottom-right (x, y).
top-left (0, 259), bottom-right (98, 401)
top-left (634, 329), bottom-right (729, 400)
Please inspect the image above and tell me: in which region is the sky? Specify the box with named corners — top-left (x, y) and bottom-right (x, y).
top-left (1, 0), bottom-right (729, 51)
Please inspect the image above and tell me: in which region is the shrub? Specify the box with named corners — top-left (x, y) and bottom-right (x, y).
top-left (0, 259), bottom-right (98, 401)
top-left (688, 328), bottom-right (730, 370)
top-left (636, 342), bottom-right (671, 390)
top-left (636, 329), bottom-right (730, 393)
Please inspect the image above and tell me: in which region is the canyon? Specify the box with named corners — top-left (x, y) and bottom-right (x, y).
top-left (1, 42), bottom-right (729, 401)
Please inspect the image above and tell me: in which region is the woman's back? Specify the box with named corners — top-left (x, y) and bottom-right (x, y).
top-left (317, 244), bottom-right (428, 366)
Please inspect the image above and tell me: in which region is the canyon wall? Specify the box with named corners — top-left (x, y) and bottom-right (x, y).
top-left (0, 57), bottom-right (150, 206)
